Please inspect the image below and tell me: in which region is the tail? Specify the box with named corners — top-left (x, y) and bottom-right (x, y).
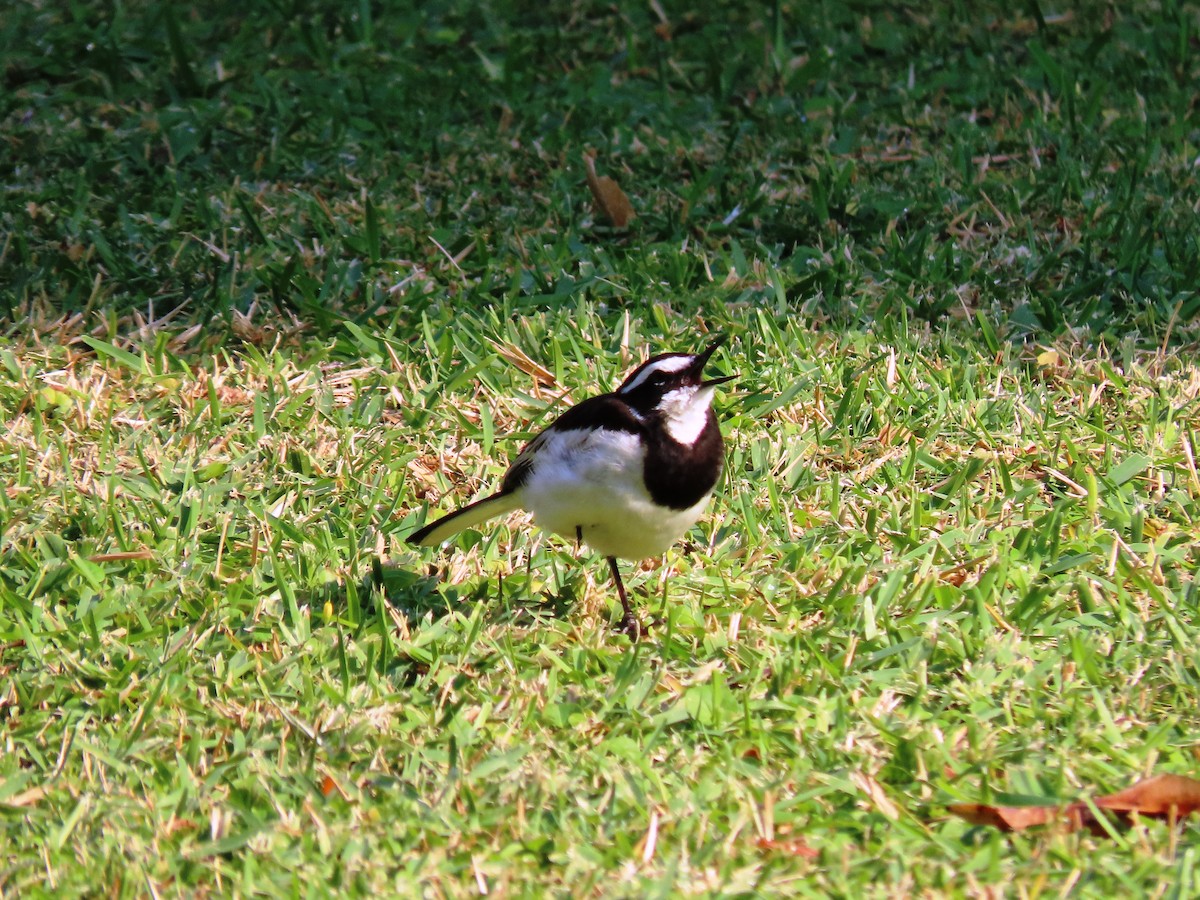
top-left (407, 492), bottom-right (521, 547)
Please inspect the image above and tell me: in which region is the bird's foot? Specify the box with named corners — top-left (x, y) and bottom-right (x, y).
top-left (617, 612), bottom-right (644, 641)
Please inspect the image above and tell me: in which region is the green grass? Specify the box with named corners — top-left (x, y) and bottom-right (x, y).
top-left (3, 1), bottom-right (1200, 895)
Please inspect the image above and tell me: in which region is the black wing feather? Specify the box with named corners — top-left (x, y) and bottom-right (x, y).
top-left (501, 394), bottom-right (644, 493)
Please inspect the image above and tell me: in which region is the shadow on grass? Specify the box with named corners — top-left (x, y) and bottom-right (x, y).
top-left (304, 556), bottom-right (587, 635)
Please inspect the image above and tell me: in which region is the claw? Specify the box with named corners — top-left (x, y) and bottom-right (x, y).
top-left (617, 612), bottom-right (644, 641)
top-left (607, 556), bottom-right (644, 641)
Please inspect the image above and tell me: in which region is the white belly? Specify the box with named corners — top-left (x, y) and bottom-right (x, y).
top-left (516, 430), bottom-right (711, 561)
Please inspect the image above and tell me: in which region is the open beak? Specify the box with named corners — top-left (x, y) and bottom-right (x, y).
top-left (694, 336), bottom-right (736, 387)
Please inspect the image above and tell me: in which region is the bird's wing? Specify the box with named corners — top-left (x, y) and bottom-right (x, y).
top-left (409, 395), bottom-right (644, 547)
top-left (500, 394), bottom-right (644, 492)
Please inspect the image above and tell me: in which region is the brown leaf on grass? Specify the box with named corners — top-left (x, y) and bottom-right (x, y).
top-left (164, 816), bottom-right (199, 836)
top-left (948, 773), bottom-right (1200, 836)
top-left (583, 153), bottom-right (635, 228)
top-left (947, 803), bottom-right (1057, 831)
top-left (319, 774), bottom-right (338, 798)
top-left (756, 836), bottom-right (819, 859)
top-left (1089, 773), bottom-right (1200, 821)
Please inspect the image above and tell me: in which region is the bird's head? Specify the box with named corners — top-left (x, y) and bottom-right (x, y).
top-left (617, 337), bottom-right (735, 445)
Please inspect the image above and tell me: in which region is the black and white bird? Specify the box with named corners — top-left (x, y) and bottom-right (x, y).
top-left (408, 338), bottom-right (735, 638)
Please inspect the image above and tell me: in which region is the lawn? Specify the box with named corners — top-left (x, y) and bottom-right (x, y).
top-left (2, 1), bottom-right (1199, 895)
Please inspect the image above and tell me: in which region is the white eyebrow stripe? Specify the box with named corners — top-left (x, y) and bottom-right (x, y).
top-left (619, 356), bottom-right (691, 393)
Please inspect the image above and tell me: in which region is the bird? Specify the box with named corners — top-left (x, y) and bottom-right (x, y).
top-left (407, 337), bottom-right (735, 638)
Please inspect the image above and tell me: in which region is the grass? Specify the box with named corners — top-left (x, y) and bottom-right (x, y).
top-left (2, 0), bottom-right (1199, 895)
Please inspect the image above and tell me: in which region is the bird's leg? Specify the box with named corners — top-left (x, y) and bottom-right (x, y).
top-left (607, 556), bottom-right (642, 640)
top-left (576, 525), bottom-right (583, 549)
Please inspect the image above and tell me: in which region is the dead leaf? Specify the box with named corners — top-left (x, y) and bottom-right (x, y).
top-left (948, 773), bottom-right (1200, 836)
top-left (756, 836), bottom-right (819, 859)
top-left (1090, 773), bottom-right (1200, 821)
top-left (583, 153), bottom-right (635, 228)
top-left (1037, 348), bottom-right (1060, 368)
top-left (319, 774), bottom-right (337, 798)
top-left (947, 802), bottom-right (1057, 831)
top-left (164, 816), bottom-right (198, 836)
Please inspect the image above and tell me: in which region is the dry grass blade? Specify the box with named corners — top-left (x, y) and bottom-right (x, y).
top-left (851, 771), bottom-right (902, 821)
top-left (755, 836), bottom-right (819, 859)
top-left (0, 786), bottom-right (48, 809)
top-left (488, 339), bottom-right (560, 391)
top-left (88, 550), bottom-right (156, 563)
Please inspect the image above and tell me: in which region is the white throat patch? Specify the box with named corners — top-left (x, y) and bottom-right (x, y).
top-left (659, 385), bottom-right (714, 445)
